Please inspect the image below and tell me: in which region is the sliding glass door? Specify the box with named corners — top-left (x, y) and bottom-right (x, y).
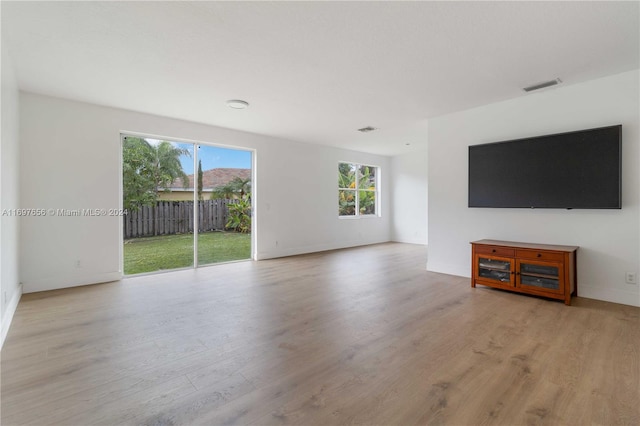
top-left (196, 144), bottom-right (252, 267)
top-left (122, 135), bottom-right (252, 275)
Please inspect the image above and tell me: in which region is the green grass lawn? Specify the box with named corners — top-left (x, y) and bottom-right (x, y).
top-left (124, 232), bottom-right (251, 275)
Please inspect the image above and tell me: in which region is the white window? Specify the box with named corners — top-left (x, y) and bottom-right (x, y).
top-left (338, 162), bottom-right (379, 217)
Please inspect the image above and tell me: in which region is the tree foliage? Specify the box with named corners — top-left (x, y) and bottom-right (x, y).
top-left (226, 195), bottom-right (252, 233)
top-left (338, 163), bottom-right (376, 215)
top-left (338, 163), bottom-right (356, 215)
top-left (358, 165), bottom-right (376, 215)
top-left (212, 175), bottom-right (252, 233)
top-left (197, 159), bottom-right (203, 201)
top-left (122, 137), bottom-right (190, 211)
top-left (211, 176), bottom-right (251, 200)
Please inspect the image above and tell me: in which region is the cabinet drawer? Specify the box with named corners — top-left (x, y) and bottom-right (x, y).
top-left (516, 249), bottom-right (564, 262)
top-left (475, 245), bottom-right (515, 257)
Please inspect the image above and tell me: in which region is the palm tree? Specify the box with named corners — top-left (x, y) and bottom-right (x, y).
top-left (211, 182), bottom-right (235, 199)
top-left (151, 141), bottom-right (191, 192)
top-left (231, 176), bottom-right (251, 199)
top-left (122, 137), bottom-right (190, 210)
top-left (211, 176), bottom-right (251, 200)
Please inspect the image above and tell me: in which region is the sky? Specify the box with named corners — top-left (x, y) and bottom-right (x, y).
top-left (148, 139), bottom-right (252, 175)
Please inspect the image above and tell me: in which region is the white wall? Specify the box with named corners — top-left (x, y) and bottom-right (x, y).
top-left (1, 41), bottom-right (22, 346)
top-left (428, 70), bottom-right (640, 307)
top-left (390, 150), bottom-right (428, 245)
top-left (19, 93), bottom-right (391, 293)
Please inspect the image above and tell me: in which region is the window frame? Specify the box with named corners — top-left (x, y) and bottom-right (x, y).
top-left (338, 162), bottom-right (380, 218)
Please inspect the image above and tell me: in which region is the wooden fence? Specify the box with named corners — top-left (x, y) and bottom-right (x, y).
top-left (124, 199), bottom-right (234, 239)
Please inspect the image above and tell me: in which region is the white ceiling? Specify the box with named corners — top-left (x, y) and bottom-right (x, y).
top-left (2, 1), bottom-right (638, 156)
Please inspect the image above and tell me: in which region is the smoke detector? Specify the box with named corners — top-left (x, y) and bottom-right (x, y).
top-left (226, 100), bottom-right (249, 109)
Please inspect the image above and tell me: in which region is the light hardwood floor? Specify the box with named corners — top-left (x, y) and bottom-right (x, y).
top-left (1, 243), bottom-right (638, 425)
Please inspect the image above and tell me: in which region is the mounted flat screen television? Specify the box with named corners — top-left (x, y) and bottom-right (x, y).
top-left (468, 125), bottom-right (621, 209)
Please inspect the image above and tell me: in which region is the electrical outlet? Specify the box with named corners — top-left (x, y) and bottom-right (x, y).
top-left (625, 272), bottom-right (637, 284)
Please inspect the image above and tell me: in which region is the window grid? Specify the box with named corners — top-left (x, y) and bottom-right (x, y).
top-left (338, 162), bottom-right (378, 217)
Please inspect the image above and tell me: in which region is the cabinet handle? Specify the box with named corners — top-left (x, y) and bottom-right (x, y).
top-left (516, 272), bottom-right (520, 275)
top-left (492, 249), bottom-right (496, 253)
top-left (537, 253), bottom-right (542, 258)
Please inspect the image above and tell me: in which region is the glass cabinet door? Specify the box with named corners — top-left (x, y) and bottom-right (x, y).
top-left (517, 261), bottom-right (563, 294)
top-left (477, 256), bottom-right (513, 285)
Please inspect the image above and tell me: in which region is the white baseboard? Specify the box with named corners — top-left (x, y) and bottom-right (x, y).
top-left (256, 239), bottom-right (391, 260)
top-left (391, 236), bottom-right (428, 245)
top-left (578, 285), bottom-right (640, 307)
top-left (1, 283), bottom-right (23, 349)
top-left (22, 272), bottom-right (122, 294)
top-left (427, 260), bottom-right (470, 278)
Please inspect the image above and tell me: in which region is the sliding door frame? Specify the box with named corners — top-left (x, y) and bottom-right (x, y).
top-left (119, 131), bottom-right (255, 277)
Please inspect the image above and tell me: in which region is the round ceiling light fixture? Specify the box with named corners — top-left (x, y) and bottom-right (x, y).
top-left (226, 99), bottom-right (249, 109)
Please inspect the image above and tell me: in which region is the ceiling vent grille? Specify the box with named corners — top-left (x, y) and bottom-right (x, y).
top-left (357, 126), bottom-right (377, 133)
top-left (523, 78), bottom-right (562, 92)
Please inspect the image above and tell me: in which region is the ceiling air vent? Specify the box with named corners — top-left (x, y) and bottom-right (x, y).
top-left (523, 78), bottom-right (562, 92)
top-left (357, 126), bottom-right (377, 133)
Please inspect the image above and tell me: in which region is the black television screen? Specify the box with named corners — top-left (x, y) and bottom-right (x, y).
top-left (468, 125), bottom-right (621, 209)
